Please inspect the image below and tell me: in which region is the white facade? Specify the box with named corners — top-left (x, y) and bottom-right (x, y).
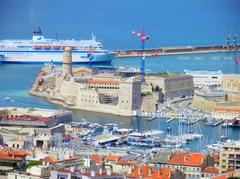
top-left (8, 165), bottom-right (49, 179)
top-left (184, 70), bottom-right (222, 87)
top-left (211, 111), bottom-right (240, 120)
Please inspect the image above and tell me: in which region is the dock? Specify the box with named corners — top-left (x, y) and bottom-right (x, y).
top-left (212, 119), bottom-right (225, 126)
top-left (166, 118), bottom-right (175, 123)
top-left (147, 116), bottom-right (157, 121)
top-left (113, 45), bottom-right (240, 58)
top-left (185, 118), bottom-right (202, 125)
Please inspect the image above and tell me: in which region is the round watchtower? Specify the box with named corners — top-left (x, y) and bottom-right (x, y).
top-left (61, 47), bottom-right (72, 77)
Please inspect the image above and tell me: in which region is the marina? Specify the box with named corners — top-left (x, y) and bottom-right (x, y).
top-left (0, 66), bottom-right (239, 152)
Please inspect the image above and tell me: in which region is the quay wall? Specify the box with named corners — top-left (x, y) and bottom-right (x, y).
top-left (52, 77), bottom-right (143, 116)
top-left (145, 75), bottom-right (194, 100)
top-left (114, 45), bottom-right (240, 58)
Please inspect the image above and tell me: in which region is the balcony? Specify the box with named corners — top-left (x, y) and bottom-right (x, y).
top-left (236, 158), bottom-right (240, 161)
top-left (236, 163), bottom-right (240, 167)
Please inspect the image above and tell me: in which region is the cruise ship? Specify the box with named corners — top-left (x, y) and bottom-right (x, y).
top-left (0, 28), bottom-right (116, 63)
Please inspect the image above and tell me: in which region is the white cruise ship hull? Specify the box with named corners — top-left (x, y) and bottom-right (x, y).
top-left (0, 51), bottom-right (115, 64)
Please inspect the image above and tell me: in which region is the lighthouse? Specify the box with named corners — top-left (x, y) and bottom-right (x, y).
top-left (61, 47), bottom-right (72, 77)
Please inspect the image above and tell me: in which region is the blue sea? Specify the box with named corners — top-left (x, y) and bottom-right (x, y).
top-left (0, 0), bottom-right (240, 151)
top-left (1, 0), bottom-right (240, 49)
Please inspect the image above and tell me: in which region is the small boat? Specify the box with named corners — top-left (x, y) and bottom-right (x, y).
top-left (166, 117), bottom-right (174, 123)
top-left (220, 135), bottom-right (229, 142)
top-left (205, 117), bottom-right (217, 126)
top-left (147, 116), bottom-right (157, 121)
top-left (228, 117), bottom-right (240, 127)
top-left (4, 97), bottom-right (11, 101)
top-left (222, 122), bottom-right (228, 127)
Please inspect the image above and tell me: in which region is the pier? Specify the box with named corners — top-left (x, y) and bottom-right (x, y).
top-left (166, 118), bottom-right (175, 123)
top-left (113, 44), bottom-right (240, 58)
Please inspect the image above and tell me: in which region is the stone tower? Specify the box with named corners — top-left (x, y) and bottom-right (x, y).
top-left (61, 47), bottom-right (72, 77)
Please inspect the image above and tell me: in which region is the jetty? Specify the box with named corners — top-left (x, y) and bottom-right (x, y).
top-left (212, 119), bottom-right (225, 126)
top-left (113, 45), bottom-right (240, 58)
top-left (185, 118), bottom-right (202, 125)
top-left (166, 118), bottom-right (175, 123)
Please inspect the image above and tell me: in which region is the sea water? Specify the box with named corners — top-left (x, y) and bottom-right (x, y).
top-left (0, 0), bottom-right (240, 150)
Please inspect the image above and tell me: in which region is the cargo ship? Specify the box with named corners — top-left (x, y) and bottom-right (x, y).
top-left (0, 28), bottom-right (115, 64)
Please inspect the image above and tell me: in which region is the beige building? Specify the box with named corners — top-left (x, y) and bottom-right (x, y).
top-left (145, 74), bottom-right (194, 100)
top-left (221, 74), bottom-right (240, 100)
top-left (52, 75), bottom-right (143, 116)
top-left (219, 141), bottom-right (240, 173)
top-left (192, 74), bottom-right (240, 112)
top-left (30, 47), bottom-right (155, 116)
top-left (30, 48), bottom-right (196, 116)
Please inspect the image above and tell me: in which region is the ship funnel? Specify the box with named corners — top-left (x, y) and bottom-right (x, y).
top-left (32, 27), bottom-right (45, 41)
top-left (33, 27), bottom-right (42, 35)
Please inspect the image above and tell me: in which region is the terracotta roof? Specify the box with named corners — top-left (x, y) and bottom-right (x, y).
top-left (202, 166), bottom-right (219, 174)
top-left (166, 152), bottom-right (204, 167)
top-left (211, 176), bottom-right (227, 179)
top-left (57, 169), bottom-right (71, 173)
top-left (128, 165), bottom-right (171, 179)
top-left (95, 74), bottom-right (114, 77)
top-left (88, 79), bottom-right (119, 85)
top-left (105, 154), bottom-right (121, 161)
top-left (211, 171), bottom-right (240, 179)
top-left (224, 167), bottom-right (235, 173)
top-left (9, 150), bottom-right (28, 156)
top-left (128, 166), bottom-right (139, 178)
top-left (92, 154), bottom-right (121, 162)
top-left (0, 147), bottom-right (28, 161)
top-left (117, 159), bottom-right (136, 165)
top-left (159, 167), bottom-right (172, 179)
top-left (41, 156), bottom-right (59, 163)
top-left (0, 153), bottom-right (22, 161)
top-left (61, 157), bottom-right (81, 162)
top-left (213, 107), bottom-right (240, 113)
top-left (73, 67), bottom-right (92, 74)
top-left (142, 165), bottom-right (152, 178)
top-left (91, 154), bottom-right (103, 163)
top-left (80, 172), bottom-right (122, 177)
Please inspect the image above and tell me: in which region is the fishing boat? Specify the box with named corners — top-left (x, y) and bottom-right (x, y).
top-left (227, 117), bottom-right (240, 127)
top-left (205, 117), bottom-right (217, 126)
top-left (147, 115), bottom-right (157, 121)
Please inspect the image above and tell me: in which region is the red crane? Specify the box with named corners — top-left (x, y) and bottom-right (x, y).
top-left (132, 29), bottom-right (150, 82)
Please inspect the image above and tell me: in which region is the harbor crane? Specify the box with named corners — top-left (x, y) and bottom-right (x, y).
top-left (227, 34), bottom-right (231, 48)
top-left (233, 34), bottom-right (237, 49)
top-left (233, 34), bottom-right (239, 73)
top-left (132, 29), bottom-right (150, 82)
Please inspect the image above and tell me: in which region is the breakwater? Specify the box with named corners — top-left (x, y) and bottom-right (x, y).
top-left (114, 45), bottom-right (240, 58)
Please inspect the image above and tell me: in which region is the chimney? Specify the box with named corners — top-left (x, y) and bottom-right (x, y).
top-left (148, 169), bottom-right (151, 176)
top-left (91, 170), bottom-right (96, 177)
top-left (70, 166), bottom-right (75, 172)
top-left (107, 168), bottom-right (112, 176)
top-left (99, 167), bottom-right (103, 175)
top-left (138, 167), bottom-right (141, 175)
